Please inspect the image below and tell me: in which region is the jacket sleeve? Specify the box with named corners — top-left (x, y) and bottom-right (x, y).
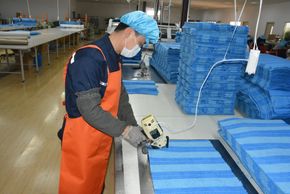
top-left (76, 87), bottom-right (127, 137)
top-left (117, 83), bottom-right (138, 126)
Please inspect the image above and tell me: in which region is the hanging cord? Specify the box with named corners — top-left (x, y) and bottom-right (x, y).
top-left (224, 0), bottom-right (248, 60)
top-left (57, 0), bottom-right (60, 21)
top-left (160, 0), bottom-right (250, 134)
top-left (26, 0), bottom-right (32, 18)
top-left (186, 0), bottom-right (191, 22)
top-left (234, 0), bottom-right (237, 22)
top-left (68, 0), bottom-right (71, 21)
top-left (253, 0), bottom-right (263, 50)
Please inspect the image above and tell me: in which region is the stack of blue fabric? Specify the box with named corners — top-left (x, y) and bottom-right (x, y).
top-left (175, 32), bottom-right (181, 43)
top-left (175, 22), bottom-right (248, 115)
top-left (150, 42), bottom-right (181, 83)
top-left (148, 140), bottom-right (250, 194)
top-left (219, 117), bottom-right (290, 194)
top-left (236, 54), bottom-right (290, 119)
top-left (123, 80), bottom-right (158, 95)
top-left (12, 18), bottom-right (37, 27)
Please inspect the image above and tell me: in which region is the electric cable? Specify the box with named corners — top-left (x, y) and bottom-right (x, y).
top-left (160, 0), bottom-right (251, 134)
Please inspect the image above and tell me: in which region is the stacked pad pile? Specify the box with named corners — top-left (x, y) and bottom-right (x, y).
top-left (60, 20), bottom-right (84, 29)
top-left (0, 31), bottom-right (30, 45)
top-left (12, 18), bottom-right (37, 27)
top-left (219, 118), bottom-right (290, 194)
top-left (175, 22), bottom-right (248, 115)
top-left (175, 32), bottom-right (181, 43)
top-left (150, 42), bottom-right (181, 83)
top-left (123, 80), bottom-right (158, 95)
top-left (236, 54), bottom-right (290, 119)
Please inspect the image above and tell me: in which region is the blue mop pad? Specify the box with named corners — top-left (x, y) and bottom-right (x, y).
top-left (148, 140), bottom-right (250, 194)
top-left (123, 80), bottom-right (158, 95)
top-left (236, 79), bottom-right (290, 119)
top-left (219, 118), bottom-right (290, 194)
top-left (175, 22), bottom-right (248, 115)
top-left (150, 42), bottom-right (181, 83)
top-left (246, 54), bottom-right (290, 91)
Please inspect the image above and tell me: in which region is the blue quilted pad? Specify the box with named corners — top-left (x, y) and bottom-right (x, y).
top-left (246, 54), bottom-right (290, 91)
top-left (236, 54), bottom-right (290, 120)
top-left (148, 140), bottom-right (249, 194)
top-left (175, 22), bottom-right (248, 115)
top-left (219, 118), bottom-right (290, 194)
top-left (150, 42), bottom-right (181, 83)
top-left (123, 80), bottom-right (158, 95)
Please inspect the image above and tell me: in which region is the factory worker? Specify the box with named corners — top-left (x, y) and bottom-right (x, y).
top-left (58, 11), bottom-right (159, 194)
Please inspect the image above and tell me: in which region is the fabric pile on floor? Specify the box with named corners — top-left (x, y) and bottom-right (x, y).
top-left (236, 54), bottom-right (290, 119)
top-left (175, 22), bottom-right (248, 115)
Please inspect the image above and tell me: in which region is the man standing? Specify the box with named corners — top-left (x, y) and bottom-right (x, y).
top-left (59, 11), bottom-right (159, 194)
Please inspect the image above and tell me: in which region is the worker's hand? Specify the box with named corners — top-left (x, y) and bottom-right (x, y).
top-left (122, 126), bottom-right (147, 148)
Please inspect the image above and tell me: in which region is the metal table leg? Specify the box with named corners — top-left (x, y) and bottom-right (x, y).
top-left (68, 35), bottom-right (71, 49)
top-left (5, 49), bottom-right (10, 65)
top-left (56, 39), bottom-right (59, 57)
top-left (34, 47), bottom-right (39, 72)
top-left (63, 37), bottom-right (66, 52)
top-left (19, 50), bottom-right (25, 82)
top-left (73, 33), bottom-right (75, 46)
top-left (47, 43), bottom-right (50, 65)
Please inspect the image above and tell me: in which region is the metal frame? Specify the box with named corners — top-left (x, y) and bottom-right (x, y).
top-left (138, 146), bottom-right (154, 194)
top-left (218, 135), bottom-right (264, 194)
top-left (114, 137), bottom-right (125, 194)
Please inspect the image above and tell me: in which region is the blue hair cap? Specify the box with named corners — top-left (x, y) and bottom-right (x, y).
top-left (120, 11), bottom-right (159, 45)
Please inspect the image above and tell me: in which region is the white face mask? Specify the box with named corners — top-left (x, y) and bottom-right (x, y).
top-left (121, 36), bottom-right (141, 58)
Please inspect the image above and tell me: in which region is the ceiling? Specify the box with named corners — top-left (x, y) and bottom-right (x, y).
top-left (78, 0), bottom-right (290, 9)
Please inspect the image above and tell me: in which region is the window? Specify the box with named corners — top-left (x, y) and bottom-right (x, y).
top-left (283, 22), bottom-right (290, 39)
top-left (146, 7), bottom-right (160, 19)
top-left (264, 22), bottom-right (275, 38)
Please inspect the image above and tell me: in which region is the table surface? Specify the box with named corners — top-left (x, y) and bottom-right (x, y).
top-left (121, 84), bottom-right (242, 194)
top-left (0, 27), bottom-right (84, 50)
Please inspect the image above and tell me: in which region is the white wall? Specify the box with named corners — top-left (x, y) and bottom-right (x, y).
top-left (0, 0), bottom-right (77, 21)
top-left (200, 1), bottom-right (290, 37)
top-left (75, 2), bottom-right (138, 29)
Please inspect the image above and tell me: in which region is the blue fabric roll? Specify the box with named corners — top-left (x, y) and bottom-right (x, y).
top-left (219, 118), bottom-right (290, 194)
top-left (148, 140), bottom-right (248, 194)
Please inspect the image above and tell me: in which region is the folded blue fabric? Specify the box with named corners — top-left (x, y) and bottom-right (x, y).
top-left (219, 118), bottom-right (290, 194)
top-left (236, 78), bottom-right (290, 119)
top-left (175, 22), bottom-right (248, 115)
top-left (148, 139), bottom-right (248, 194)
top-left (150, 42), bottom-right (180, 83)
top-left (246, 54), bottom-right (290, 91)
top-left (123, 80), bottom-right (158, 95)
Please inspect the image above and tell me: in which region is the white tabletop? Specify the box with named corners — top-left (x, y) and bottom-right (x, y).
top-left (0, 27), bottom-right (84, 50)
top-left (122, 84), bottom-right (242, 194)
